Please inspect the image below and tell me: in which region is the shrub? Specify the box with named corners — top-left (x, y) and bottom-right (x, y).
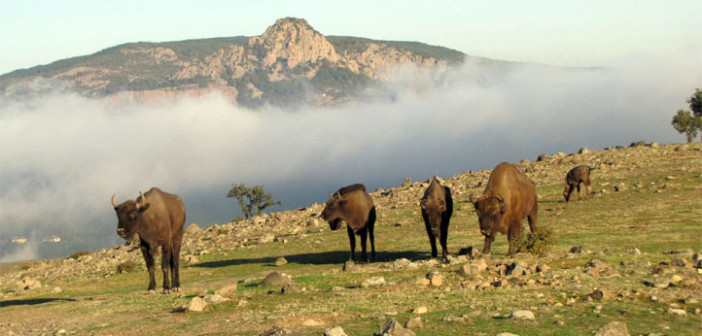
top-left (69, 251), bottom-right (93, 259)
top-left (514, 228), bottom-right (558, 256)
top-left (117, 261), bottom-right (138, 274)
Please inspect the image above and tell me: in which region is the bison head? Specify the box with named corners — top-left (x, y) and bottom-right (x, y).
top-left (421, 198), bottom-right (445, 236)
top-left (111, 192), bottom-right (151, 243)
top-left (471, 194), bottom-right (505, 236)
top-left (321, 192), bottom-right (346, 231)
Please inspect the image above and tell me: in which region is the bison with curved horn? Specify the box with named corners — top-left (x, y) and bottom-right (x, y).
top-left (111, 188), bottom-right (185, 293)
top-left (320, 184), bottom-right (376, 262)
top-left (471, 163), bottom-right (538, 256)
top-left (420, 177), bottom-right (453, 261)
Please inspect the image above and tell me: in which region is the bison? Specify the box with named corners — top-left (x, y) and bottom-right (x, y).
top-left (320, 184), bottom-right (376, 262)
top-left (471, 162), bottom-right (538, 256)
top-left (563, 165), bottom-right (595, 202)
top-left (111, 188), bottom-right (185, 293)
top-left (420, 177), bottom-right (453, 260)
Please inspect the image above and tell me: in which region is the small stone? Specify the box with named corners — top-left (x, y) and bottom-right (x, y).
top-left (185, 223), bottom-right (201, 235)
top-left (281, 283), bottom-right (299, 294)
top-left (260, 272), bottom-right (290, 287)
top-left (442, 315), bottom-right (465, 323)
top-left (509, 310), bottom-right (535, 320)
top-left (627, 248), bottom-right (641, 255)
top-left (204, 294), bottom-right (229, 304)
top-left (413, 306), bottom-right (428, 314)
top-left (361, 276), bottom-right (386, 288)
top-left (426, 271), bottom-right (443, 287)
top-left (187, 296), bottom-right (210, 312)
top-left (236, 299), bottom-right (248, 307)
top-left (569, 246), bottom-right (583, 254)
top-left (415, 277), bottom-right (431, 286)
top-left (379, 318), bottom-right (415, 336)
top-left (343, 260), bottom-right (357, 272)
top-left (670, 257), bottom-right (688, 267)
top-left (668, 308), bottom-right (687, 316)
top-left (497, 333), bottom-right (520, 336)
top-left (324, 326), bottom-right (348, 336)
top-left (578, 147), bottom-right (589, 154)
top-left (405, 317), bottom-right (424, 329)
top-left (590, 288), bottom-right (612, 301)
top-left (593, 321), bottom-right (629, 336)
top-left (51, 287), bottom-right (63, 294)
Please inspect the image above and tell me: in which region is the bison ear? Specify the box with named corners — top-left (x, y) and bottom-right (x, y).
top-left (138, 203), bottom-right (151, 213)
top-left (420, 199), bottom-right (427, 209)
top-left (339, 199), bottom-right (348, 207)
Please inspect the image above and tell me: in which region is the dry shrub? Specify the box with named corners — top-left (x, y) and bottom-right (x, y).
top-left (69, 251), bottom-right (93, 259)
top-left (117, 261), bottom-right (138, 274)
top-left (515, 227), bottom-right (558, 256)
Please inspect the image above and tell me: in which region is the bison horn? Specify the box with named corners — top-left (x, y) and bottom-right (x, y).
top-left (137, 191), bottom-right (146, 209)
top-left (329, 192), bottom-right (333, 199)
top-left (111, 194), bottom-right (118, 208)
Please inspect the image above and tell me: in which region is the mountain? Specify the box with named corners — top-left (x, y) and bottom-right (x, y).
top-left (0, 18), bottom-right (505, 108)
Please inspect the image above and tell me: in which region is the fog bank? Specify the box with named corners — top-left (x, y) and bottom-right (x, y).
top-left (1, 54), bottom-right (699, 261)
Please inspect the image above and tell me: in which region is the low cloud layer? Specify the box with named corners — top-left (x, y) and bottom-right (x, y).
top-left (1, 54), bottom-right (699, 261)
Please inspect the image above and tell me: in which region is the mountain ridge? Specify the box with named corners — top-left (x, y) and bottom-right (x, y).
top-left (0, 17), bottom-right (502, 108)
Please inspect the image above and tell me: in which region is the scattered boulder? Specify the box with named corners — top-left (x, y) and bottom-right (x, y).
top-left (593, 321), bottom-right (630, 336)
top-left (260, 272), bottom-right (290, 287)
top-left (509, 310), bottom-right (535, 320)
top-left (667, 308), bottom-right (687, 316)
top-left (458, 246), bottom-right (481, 259)
top-left (537, 154), bottom-right (550, 162)
top-left (379, 318), bottom-right (415, 336)
top-left (302, 319), bottom-right (323, 326)
top-left (426, 271), bottom-right (443, 287)
top-left (630, 141), bottom-right (646, 148)
top-left (361, 276), bottom-right (386, 288)
top-left (405, 317), bottom-right (423, 330)
top-left (274, 257), bottom-right (288, 266)
top-left (670, 257), bottom-right (688, 267)
top-left (578, 147), bottom-right (589, 154)
top-left (590, 288), bottom-right (612, 301)
top-left (324, 326), bottom-right (348, 336)
top-left (259, 233), bottom-right (275, 244)
top-left (187, 296), bottom-right (210, 312)
top-left (343, 260), bottom-right (357, 272)
top-left (215, 282), bottom-right (238, 298)
top-left (569, 246), bottom-right (583, 254)
top-left (16, 277), bottom-right (42, 291)
top-left (258, 326), bottom-right (299, 336)
top-left (412, 306), bottom-right (428, 315)
top-left (402, 178), bottom-right (413, 188)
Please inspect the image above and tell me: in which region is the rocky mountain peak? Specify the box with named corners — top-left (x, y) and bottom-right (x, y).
top-left (249, 17), bottom-right (340, 68)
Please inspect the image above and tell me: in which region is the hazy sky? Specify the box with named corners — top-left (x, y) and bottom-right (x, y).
top-left (1, 0), bottom-right (700, 75)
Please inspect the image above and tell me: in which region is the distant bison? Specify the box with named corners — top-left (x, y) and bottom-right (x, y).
top-left (420, 177), bottom-right (453, 260)
top-left (471, 162), bottom-right (538, 256)
top-left (320, 184), bottom-right (376, 262)
top-left (112, 188), bottom-right (185, 293)
top-left (563, 165), bottom-right (595, 202)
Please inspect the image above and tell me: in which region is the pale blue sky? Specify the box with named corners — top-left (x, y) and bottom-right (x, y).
top-left (0, 0), bottom-right (700, 75)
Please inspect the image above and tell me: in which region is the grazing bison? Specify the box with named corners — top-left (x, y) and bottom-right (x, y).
top-left (563, 165), bottom-right (595, 202)
top-left (471, 162), bottom-right (538, 256)
top-left (420, 177), bottom-right (453, 260)
top-left (111, 188), bottom-right (185, 293)
top-left (320, 184), bottom-right (376, 262)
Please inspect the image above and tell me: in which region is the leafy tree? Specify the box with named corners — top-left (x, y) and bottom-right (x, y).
top-left (671, 109), bottom-right (701, 143)
top-left (226, 184), bottom-right (281, 219)
top-left (688, 88), bottom-right (702, 141)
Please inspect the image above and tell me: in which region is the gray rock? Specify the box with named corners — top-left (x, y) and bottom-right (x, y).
top-left (274, 257), bottom-right (288, 266)
top-left (187, 296), bottom-right (210, 312)
top-left (361, 276), bottom-right (386, 288)
top-left (593, 321), bottom-right (630, 336)
top-left (379, 318), bottom-right (415, 336)
top-left (215, 282), bottom-right (238, 298)
top-left (343, 260), bottom-right (357, 272)
top-left (670, 257), bottom-right (688, 267)
top-left (258, 326), bottom-right (299, 336)
top-left (260, 272), bottom-right (290, 287)
top-left (324, 326), bottom-right (348, 336)
top-left (405, 317), bottom-right (423, 329)
top-left (509, 310), bottom-right (535, 320)
top-left (667, 308), bottom-right (687, 316)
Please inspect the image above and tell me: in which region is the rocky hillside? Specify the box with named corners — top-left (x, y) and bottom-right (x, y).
top-left (0, 18), bottom-right (487, 108)
top-left (1, 142), bottom-right (700, 335)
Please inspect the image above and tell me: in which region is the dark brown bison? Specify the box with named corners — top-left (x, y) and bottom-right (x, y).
top-left (111, 188), bottom-right (185, 293)
top-left (420, 177), bottom-right (453, 260)
top-left (471, 162), bottom-right (538, 256)
top-left (320, 184), bottom-right (376, 262)
top-left (563, 165), bottom-right (595, 202)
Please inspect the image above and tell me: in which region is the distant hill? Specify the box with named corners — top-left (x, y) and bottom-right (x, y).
top-left (0, 17), bottom-right (511, 108)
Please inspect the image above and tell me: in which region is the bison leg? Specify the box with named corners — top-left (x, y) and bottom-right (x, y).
top-left (346, 225), bottom-right (356, 262)
top-left (424, 223), bottom-right (438, 259)
top-left (161, 245), bottom-right (172, 294)
top-left (440, 230), bottom-right (448, 261)
top-left (564, 184), bottom-right (575, 202)
top-left (507, 220), bottom-right (524, 256)
top-left (528, 201), bottom-right (538, 234)
top-left (359, 228), bottom-right (369, 263)
top-left (140, 243), bottom-right (157, 293)
top-left (482, 234), bottom-right (495, 256)
top-left (171, 239), bottom-right (182, 292)
top-left (368, 207), bottom-right (376, 260)
top-left (584, 177), bottom-right (592, 199)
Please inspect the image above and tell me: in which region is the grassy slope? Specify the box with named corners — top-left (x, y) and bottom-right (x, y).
top-left (1, 143), bottom-right (700, 335)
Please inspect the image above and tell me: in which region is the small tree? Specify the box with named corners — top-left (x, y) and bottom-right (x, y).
top-left (688, 88), bottom-right (702, 141)
top-left (671, 109), bottom-right (701, 143)
top-left (226, 184), bottom-right (281, 219)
